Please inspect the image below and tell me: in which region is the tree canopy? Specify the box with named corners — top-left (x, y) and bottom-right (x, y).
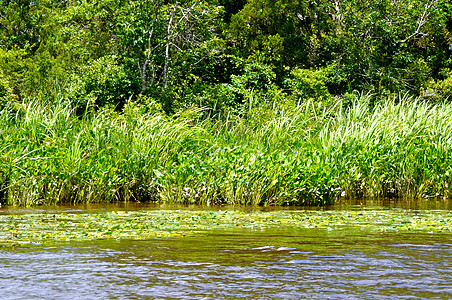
top-left (0, 0), bottom-right (451, 113)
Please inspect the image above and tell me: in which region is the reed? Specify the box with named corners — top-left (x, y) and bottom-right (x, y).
top-left (1, 95), bottom-right (452, 206)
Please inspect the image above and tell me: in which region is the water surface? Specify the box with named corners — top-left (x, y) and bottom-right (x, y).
top-left (1, 201), bottom-right (451, 299)
top-left (0, 226), bottom-right (450, 299)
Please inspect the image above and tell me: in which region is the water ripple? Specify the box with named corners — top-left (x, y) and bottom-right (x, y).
top-left (0, 231), bottom-right (451, 299)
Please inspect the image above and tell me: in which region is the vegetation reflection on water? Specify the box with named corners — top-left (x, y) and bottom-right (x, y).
top-left (0, 201), bottom-right (451, 299)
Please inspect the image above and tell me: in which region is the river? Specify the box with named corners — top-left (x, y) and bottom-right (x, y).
top-left (0, 201), bottom-right (451, 299)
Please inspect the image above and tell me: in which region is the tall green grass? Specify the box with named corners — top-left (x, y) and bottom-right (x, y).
top-left (1, 94), bottom-right (452, 206)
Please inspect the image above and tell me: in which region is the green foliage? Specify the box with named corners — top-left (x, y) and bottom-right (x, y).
top-left (0, 0), bottom-right (125, 104)
top-left (0, 46), bottom-right (31, 99)
top-left (227, 0), bottom-right (332, 67)
top-left (332, 0), bottom-right (451, 93)
top-left (422, 69), bottom-right (452, 101)
top-left (0, 70), bottom-right (18, 109)
top-left (227, 0), bottom-right (452, 95)
top-left (185, 60), bottom-right (286, 115)
top-left (0, 0), bottom-right (41, 50)
top-left (116, 0), bottom-right (224, 95)
top-left (0, 0), bottom-right (450, 109)
top-left (66, 55), bottom-right (139, 113)
top-left (1, 0), bottom-right (452, 207)
top-left (2, 94), bottom-right (452, 206)
top-left (285, 67), bottom-right (332, 104)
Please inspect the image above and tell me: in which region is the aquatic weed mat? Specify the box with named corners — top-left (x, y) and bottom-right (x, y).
top-left (0, 209), bottom-right (450, 246)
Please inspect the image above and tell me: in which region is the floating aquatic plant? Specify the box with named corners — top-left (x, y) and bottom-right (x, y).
top-left (0, 209), bottom-right (450, 247)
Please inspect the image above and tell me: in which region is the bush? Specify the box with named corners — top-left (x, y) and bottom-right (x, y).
top-left (421, 69), bottom-right (452, 102)
top-left (66, 55), bottom-right (139, 113)
top-left (0, 71), bottom-right (18, 109)
top-left (185, 61), bottom-right (286, 115)
top-left (284, 67), bottom-right (332, 104)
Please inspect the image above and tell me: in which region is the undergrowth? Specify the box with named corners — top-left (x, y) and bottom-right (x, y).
top-left (1, 94), bottom-right (452, 206)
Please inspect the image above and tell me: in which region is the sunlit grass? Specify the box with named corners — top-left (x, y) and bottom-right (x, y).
top-left (1, 94), bottom-right (452, 206)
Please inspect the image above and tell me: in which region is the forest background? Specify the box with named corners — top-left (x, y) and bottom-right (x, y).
top-left (1, 0), bottom-right (452, 206)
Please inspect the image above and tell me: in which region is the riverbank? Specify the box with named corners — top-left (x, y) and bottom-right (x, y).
top-left (1, 94), bottom-right (452, 206)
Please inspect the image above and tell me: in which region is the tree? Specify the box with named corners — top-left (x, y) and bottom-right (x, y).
top-left (117, 0), bottom-right (223, 94)
top-left (227, 0), bottom-right (336, 67)
top-left (227, 0), bottom-right (452, 95)
top-left (333, 0), bottom-right (451, 93)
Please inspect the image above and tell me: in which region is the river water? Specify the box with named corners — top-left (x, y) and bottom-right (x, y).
top-left (0, 202), bottom-right (451, 299)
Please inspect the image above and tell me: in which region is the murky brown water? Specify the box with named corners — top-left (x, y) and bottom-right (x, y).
top-left (0, 201), bottom-right (451, 299)
top-left (0, 229), bottom-right (450, 299)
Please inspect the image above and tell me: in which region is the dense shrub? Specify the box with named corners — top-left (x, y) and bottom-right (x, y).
top-left (66, 55), bottom-right (139, 113)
